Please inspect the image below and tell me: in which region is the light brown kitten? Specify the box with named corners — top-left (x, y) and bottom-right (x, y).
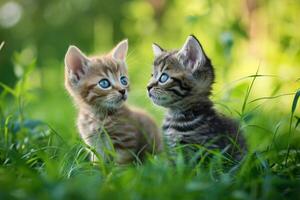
top-left (64, 40), bottom-right (162, 164)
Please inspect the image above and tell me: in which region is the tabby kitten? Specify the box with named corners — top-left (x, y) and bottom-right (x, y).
top-left (147, 35), bottom-right (245, 159)
top-left (65, 40), bottom-right (161, 164)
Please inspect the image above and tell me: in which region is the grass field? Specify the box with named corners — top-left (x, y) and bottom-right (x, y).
top-left (0, 52), bottom-right (299, 199)
top-left (1, 0), bottom-right (300, 199)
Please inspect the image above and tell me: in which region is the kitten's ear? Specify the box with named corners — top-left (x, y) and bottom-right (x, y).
top-left (112, 39), bottom-right (128, 61)
top-left (176, 35), bottom-right (207, 72)
top-left (152, 43), bottom-right (164, 58)
top-left (65, 45), bottom-right (90, 83)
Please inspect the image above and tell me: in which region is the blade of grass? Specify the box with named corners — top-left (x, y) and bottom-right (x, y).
top-left (46, 124), bottom-right (66, 144)
top-left (216, 74), bottom-right (277, 95)
top-left (285, 89), bottom-right (300, 165)
top-left (234, 74), bottom-right (277, 84)
top-left (291, 90), bottom-right (300, 115)
top-left (249, 93), bottom-right (295, 104)
top-left (0, 82), bottom-right (17, 96)
top-left (0, 41), bottom-right (4, 51)
top-left (4, 115), bottom-right (12, 148)
top-left (268, 122), bottom-right (281, 152)
top-left (235, 67), bottom-right (260, 154)
top-left (241, 67), bottom-right (260, 114)
top-left (295, 116), bottom-right (300, 129)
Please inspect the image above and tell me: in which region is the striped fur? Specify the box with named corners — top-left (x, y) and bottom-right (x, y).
top-left (65, 40), bottom-right (161, 164)
top-left (148, 35), bottom-right (245, 159)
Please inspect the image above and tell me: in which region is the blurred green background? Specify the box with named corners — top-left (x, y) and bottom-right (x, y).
top-left (1, 1), bottom-right (300, 199)
top-left (0, 0), bottom-right (299, 145)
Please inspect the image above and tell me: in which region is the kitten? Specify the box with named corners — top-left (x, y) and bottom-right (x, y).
top-left (147, 35), bottom-right (245, 160)
top-left (64, 40), bottom-right (162, 164)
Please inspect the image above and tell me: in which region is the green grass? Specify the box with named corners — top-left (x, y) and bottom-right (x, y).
top-left (0, 0), bottom-right (300, 199)
top-left (0, 61), bottom-right (300, 200)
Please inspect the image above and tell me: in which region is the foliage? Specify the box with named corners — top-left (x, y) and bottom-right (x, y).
top-left (0, 0), bottom-right (300, 199)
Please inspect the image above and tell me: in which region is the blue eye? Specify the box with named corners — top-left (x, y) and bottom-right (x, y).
top-left (98, 79), bottom-right (111, 89)
top-left (159, 73), bottom-right (169, 84)
top-left (120, 76), bottom-right (128, 86)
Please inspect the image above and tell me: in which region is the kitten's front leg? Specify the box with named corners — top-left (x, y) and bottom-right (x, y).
top-left (163, 128), bottom-right (183, 160)
top-left (81, 131), bottom-right (114, 163)
top-left (115, 148), bottom-right (134, 164)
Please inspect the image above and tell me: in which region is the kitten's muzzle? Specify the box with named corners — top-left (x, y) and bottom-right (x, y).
top-left (121, 94), bottom-right (127, 100)
top-left (148, 88), bottom-right (161, 99)
top-left (119, 89), bottom-right (126, 95)
top-left (118, 89), bottom-right (127, 100)
top-left (147, 87), bottom-right (153, 98)
top-left (147, 81), bottom-right (158, 93)
top-left (147, 85), bottom-right (152, 92)
top-left (147, 83), bottom-right (156, 97)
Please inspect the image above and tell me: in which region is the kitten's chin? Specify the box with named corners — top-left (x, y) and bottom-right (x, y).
top-left (103, 99), bottom-right (126, 109)
top-left (99, 94), bottom-right (127, 110)
top-left (150, 95), bottom-right (172, 107)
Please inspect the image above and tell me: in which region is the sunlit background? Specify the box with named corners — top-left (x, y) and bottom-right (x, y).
top-left (1, 1), bottom-right (300, 199)
top-left (0, 0), bottom-right (299, 147)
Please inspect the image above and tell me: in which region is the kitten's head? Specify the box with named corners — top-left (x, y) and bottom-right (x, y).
top-left (147, 35), bottom-right (214, 109)
top-left (65, 40), bottom-right (129, 110)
